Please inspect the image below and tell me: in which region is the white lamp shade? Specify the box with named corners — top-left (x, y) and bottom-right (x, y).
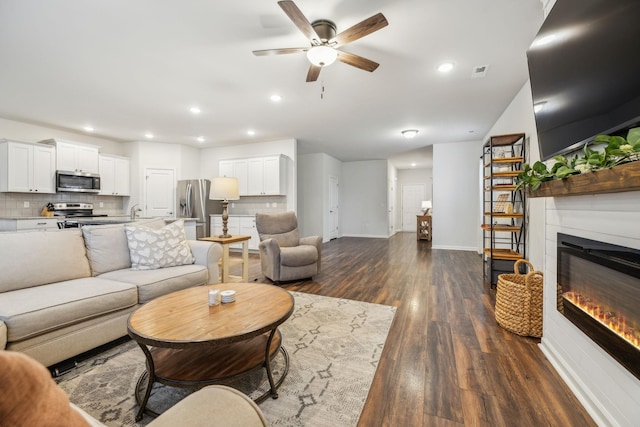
top-left (307, 46), bottom-right (338, 67)
top-left (210, 177), bottom-right (239, 201)
top-left (421, 200), bottom-right (432, 210)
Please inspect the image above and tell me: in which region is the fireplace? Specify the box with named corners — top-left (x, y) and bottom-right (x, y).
top-left (557, 233), bottom-right (640, 380)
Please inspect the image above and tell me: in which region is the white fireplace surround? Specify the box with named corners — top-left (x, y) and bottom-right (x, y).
top-left (540, 191), bottom-right (640, 427)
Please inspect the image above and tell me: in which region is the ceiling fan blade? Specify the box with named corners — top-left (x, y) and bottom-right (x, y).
top-left (278, 1), bottom-right (320, 43)
top-left (337, 51), bottom-right (379, 72)
top-left (253, 47), bottom-right (308, 56)
top-left (306, 64), bottom-right (322, 82)
top-left (330, 13), bottom-right (388, 48)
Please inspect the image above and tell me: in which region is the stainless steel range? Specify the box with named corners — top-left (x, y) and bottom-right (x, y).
top-left (53, 203), bottom-right (108, 228)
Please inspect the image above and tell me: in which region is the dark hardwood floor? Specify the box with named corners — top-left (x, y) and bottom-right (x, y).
top-left (237, 232), bottom-right (596, 427)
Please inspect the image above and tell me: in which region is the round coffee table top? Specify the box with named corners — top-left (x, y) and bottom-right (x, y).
top-left (127, 283), bottom-right (294, 348)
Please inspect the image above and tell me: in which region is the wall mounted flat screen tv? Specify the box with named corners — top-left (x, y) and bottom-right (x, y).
top-left (527, 0), bottom-right (640, 161)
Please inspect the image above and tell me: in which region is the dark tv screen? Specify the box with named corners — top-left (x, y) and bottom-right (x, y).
top-left (527, 0), bottom-right (640, 161)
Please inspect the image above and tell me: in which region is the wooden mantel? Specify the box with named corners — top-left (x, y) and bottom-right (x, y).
top-left (528, 161), bottom-right (640, 198)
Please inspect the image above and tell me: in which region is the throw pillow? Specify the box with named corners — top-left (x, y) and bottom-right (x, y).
top-left (125, 220), bottom-right (194, 270)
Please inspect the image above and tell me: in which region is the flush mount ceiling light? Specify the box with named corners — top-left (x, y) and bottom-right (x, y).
top-left (196, 136), bottom-right (205, 142)
top-left (190, 106), bottom-right (201, 114)
top-left (437, 62), bottom-right (454, 73)
top-left (144, 133), bottom-right (154, 139)
top-left (83, 126), bottom-right (94, 132)
top-left (402, 129), bottom-right (419, 139)
top-left (534, 102), bottom-right (547, 113)
top-left (306, 45), bottom-right (338, 67)
top-left (270, 94), bottom-right (282, 102)
top-left (247, 130), bottom-right (256, 136)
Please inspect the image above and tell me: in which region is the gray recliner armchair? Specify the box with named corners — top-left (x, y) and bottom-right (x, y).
top-left (255, 211), bottom-right (322, 282)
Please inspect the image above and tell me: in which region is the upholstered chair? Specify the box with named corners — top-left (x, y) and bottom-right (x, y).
top-left (255, 211), bottom-right (322, 282)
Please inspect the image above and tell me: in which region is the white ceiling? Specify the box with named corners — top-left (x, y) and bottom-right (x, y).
top-left (0, 0), bottom-right (543, 169)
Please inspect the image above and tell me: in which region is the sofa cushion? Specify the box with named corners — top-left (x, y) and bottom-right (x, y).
top-left (0, 229), bottom-right (91, 293)
top-left (0, 278), bottom-right (137, 342)
top-left (280, 245), bottom-right (318, 267)
top-left (82, 219), bottom-right (166, 276)
top-left (125, 220), bottom-right (194, 270)
top-left (98, 265), bottom-right (208, 304)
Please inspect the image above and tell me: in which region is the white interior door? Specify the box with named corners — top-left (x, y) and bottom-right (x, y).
top-left (144, 168), bottom-right (175, 217)
top-left (402, 184), bottom-right (426, 231)
top-left (329, 176), bottom-right (339, 239)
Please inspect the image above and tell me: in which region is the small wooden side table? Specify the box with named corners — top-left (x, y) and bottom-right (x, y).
top-left (417, 215), bottom-right (432, 241)
top-left (199, 235), bottom-right (251, 283)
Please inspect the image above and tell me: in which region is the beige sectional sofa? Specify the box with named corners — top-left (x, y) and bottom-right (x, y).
top-left (0, 219), bottom-right (222, 367)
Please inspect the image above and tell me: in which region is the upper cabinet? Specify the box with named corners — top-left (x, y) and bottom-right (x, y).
top-left (220, 155), bottom-right (286, 196)
top-left (0, 140), bottom-right (56, 194)
top-left (41, 138), bottom-right (100, 173)
top-left (99, 154), bottom-right (130, 196)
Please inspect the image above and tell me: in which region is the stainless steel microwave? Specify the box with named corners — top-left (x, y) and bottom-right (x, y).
top-left (56, 170), bottom-right (101, 193)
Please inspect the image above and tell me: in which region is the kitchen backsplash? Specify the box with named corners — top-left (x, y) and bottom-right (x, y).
top-left (0, 193), bottom-right (126, 217)
top-left (225, 195), bottom-right (287, 216)
top-left (0, 193), bottom-right (286, 218)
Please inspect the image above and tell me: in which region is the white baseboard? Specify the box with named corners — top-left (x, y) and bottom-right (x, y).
top-left (341, 234), bottom-right (389, 239)
top-left (431, 245), bottom-right (476, 251)
top-left (539, 339), bottom-right (618, 427)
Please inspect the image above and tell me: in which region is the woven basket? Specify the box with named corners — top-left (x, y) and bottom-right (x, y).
top-left (495, 259), bottom-right (544, 338)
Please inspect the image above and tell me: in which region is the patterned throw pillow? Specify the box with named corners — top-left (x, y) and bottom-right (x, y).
top-left (124, 220), bottom-right (194, 270)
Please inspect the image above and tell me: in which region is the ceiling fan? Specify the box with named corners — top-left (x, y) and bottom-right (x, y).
top-left (253, 1), bottom-right (388, 82)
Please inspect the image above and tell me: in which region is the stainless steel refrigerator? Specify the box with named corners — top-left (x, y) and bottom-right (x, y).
top-left (176, 179), bottom-right (222, 238)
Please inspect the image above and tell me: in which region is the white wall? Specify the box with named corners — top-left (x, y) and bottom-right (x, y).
top-left (483, 82), bottom-right (544, 270)
top-left (298, 153), bottom-right (324, 239)
top-left (387, 162), bottom-right (398, 236)
top-left (0, 117), bottom-right (125, 155)
top-left (341, 160), bottom-right (389, 238)
top-left (432, 140), bottom-right (483, 250)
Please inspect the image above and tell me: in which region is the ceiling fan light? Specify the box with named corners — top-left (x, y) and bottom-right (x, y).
top-left (307, 46), bottom-right (338, 67)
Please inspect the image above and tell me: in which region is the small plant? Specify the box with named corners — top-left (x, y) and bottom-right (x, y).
top-left (515, 128), bottom-right (640, 191)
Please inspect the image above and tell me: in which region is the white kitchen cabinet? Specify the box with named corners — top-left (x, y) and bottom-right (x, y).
top-left (42, 139), bottom-right (100, 173)
top-left (0, 217), bottom-right (60, 231)
top-left (219, 159), bottom-right (248, 195)
top-left (99, 154), bottom-right (130, 196)
top-left (239, 216), bottom-right (260, 250)
top-left (211, 215), bottom-right (259, 250)
top-left (220, 155), bottom-right (285, 196)
top-left (0, 140), bottom-right (56, 194)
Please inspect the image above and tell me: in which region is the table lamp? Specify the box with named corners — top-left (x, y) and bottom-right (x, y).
top-left (210, 177), bottom-right (239, 238)
top-left (421, 200), bottom-right (432, 215)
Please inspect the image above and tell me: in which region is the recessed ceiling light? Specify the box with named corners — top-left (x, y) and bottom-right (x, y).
top-left (247, 130), bottom-right (256, 136)
top-left (270, 94), bottom-right (282, 102)
top-left (83, 126), bottom-right (94, 132)
top-left (196, 136), bottom-right (205, 142)
top-left (437, 62), bottom-right (454, 73)
top-left (144, 133), bottom-right (154, 139)
top-left (190, 106), bottom-right (201, 114)
top-left (401, 129), bottom-right (419, 139)
top-left (411, 162), bottom-right (417, 167)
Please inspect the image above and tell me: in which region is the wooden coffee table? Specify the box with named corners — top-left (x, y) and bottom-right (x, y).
top-left (127, 283), bottom-right (294, 420)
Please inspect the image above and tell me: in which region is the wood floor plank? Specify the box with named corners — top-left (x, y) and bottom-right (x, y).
top-left (240, 232), bottom-right (596, 427)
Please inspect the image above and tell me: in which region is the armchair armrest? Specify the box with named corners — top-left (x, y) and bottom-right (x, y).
top-left (0, 321), bottom-right (6, 350)
top-left (258, 238), bottom-right (281, 281)
top-left (299, 235), bottom-right (322, 274)
top-left (188, 240), bottom-right (222, 284)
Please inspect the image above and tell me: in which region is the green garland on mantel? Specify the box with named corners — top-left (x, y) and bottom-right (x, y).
top-left (515, 127), bottom-right (640, 191)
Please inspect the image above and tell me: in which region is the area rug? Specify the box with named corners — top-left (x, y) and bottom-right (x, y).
top-left (55, 291), bottom-right (396, 427)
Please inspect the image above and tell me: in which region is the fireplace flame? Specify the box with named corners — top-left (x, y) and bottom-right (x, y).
top-left (564, 291), bottom-right (640, 349)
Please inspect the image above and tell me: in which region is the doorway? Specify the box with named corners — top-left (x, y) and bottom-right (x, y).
top-left (329, 176), bottom-right (339, 240)
top-left (401, 184), bottom-right (426, 231)
top-left (144, 168), bottom-right (175, 217)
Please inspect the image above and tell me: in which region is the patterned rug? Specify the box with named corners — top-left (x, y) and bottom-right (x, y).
top-left (55, 291), bottom-right (396, 426)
